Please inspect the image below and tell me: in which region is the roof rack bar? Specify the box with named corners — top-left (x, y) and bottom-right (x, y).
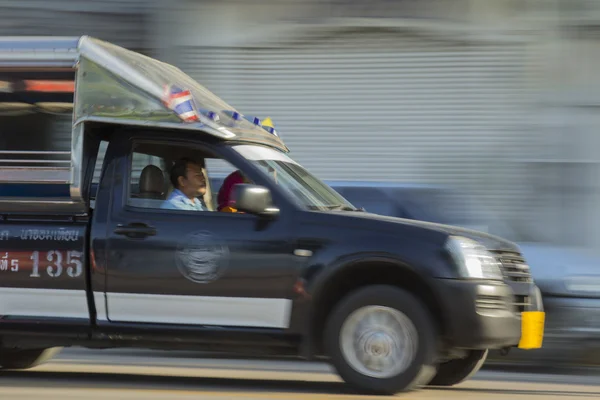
top-left (0, 167), bottom-right (71, 184)
top-left (0, 159), bottom-right (70, 164)
top-left (0, 151), bottom-right (71, 155)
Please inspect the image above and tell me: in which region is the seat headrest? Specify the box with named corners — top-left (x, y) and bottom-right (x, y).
top-left (139, 165), bottom-right (164, 199)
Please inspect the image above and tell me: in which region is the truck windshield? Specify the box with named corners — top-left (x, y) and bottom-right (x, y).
top-left (233, 144), bottom-right (358, 211)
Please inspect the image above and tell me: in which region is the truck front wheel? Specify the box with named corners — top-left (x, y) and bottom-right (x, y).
top-left (427, 349), bottom-right (488, 386)
top-left (324, 285), bottom-right (438, 395)
top-left (0, 347), bottom-right (62, 370)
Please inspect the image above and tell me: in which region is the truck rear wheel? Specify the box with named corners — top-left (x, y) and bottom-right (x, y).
top-left (324, 285), bottom-right (438, 395)
top-left (0, 347), bottom-right (62, 370)
top-left (427, 349), bottom-right (488, 386)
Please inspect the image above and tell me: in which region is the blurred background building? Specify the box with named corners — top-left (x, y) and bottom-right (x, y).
top-left (1, 0), bottom-right (600, 251)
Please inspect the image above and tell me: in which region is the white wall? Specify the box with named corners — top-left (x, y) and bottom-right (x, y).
top-left (149, 0), bottom-right (600, 248)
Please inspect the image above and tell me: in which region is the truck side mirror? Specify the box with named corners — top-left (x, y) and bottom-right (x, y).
top-left (233, 184), bottom-right (279, 217)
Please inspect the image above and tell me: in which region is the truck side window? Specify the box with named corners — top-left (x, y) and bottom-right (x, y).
top-left (129, 152), bottom-right (165, 197)
top-left (124, 141), bottom-right (247, 214)
top-left (126, 150), bottom-right (168, 210)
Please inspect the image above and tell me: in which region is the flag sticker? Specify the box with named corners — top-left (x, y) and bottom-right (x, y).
top-left (162, 84), bottom-right (200, 122)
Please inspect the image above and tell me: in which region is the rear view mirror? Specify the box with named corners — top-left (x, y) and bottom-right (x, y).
top-left (233, 184), bottom-right (279, 217)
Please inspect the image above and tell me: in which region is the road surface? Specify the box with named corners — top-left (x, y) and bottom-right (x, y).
top-left (0, 349), bottom-right (598, 399)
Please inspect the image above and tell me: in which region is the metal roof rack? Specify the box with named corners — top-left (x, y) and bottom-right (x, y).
top-left (0, 36), bottom-right (287, 209)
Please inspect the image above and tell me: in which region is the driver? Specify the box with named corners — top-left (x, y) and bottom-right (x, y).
top-left (161, 158), bottom-right (207, 211)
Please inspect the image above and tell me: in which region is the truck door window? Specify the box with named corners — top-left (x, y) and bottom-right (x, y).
top-left (124, 141), bottom-right (251, 214)
top-left (126, 149), bottom-right (168, 210)
top-left (129, 152), bottom-right (165, 197)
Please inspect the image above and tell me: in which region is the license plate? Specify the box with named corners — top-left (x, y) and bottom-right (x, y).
top-left (518, 311), bottom-right (545, 349)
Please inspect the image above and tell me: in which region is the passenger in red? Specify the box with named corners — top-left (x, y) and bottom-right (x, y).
top-left (217, 170), bottom-right (248, 213)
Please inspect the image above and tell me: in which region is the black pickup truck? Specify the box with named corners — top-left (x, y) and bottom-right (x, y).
top-left (0, 36), bottom-right (544, 395)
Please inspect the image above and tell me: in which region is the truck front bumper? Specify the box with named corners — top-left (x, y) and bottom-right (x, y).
top-left (436, 279), bottom-right (545, 351)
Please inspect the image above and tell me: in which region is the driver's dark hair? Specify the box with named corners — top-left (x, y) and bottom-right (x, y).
top-left (170, 157), bottom-right (200, 189)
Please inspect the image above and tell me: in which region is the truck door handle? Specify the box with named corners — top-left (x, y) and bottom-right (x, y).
top-left (114, 223), bottom-right (157, 238)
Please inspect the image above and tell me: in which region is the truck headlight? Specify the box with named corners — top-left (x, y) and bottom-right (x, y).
top-left (445, 236), bottom-right (503, 281)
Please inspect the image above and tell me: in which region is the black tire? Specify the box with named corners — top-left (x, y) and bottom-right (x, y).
top-left (427, 349), bottom-right (488, 386)
top-left (324, 285), bottom-right (439, 395)
top-left (0, 347), bottom-right (62, 370)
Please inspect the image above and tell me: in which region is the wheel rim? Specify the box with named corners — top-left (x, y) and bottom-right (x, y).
top-left (339, 305), bottom-right (418, 379)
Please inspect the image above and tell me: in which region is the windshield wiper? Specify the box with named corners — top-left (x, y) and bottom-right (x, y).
top-left (324, 204), bottom-right (364, 212)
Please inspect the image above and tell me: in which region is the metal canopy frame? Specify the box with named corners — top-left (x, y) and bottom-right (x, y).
top-left (0, 36), bottom-right (287, 208)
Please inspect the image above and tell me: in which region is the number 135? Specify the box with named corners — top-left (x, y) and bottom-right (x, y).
top-left (30, 250), bottom-right (83, 278)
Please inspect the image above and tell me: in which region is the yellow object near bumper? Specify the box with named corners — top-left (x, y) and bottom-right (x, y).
top-left (518, 311), bottom-right (545, 349)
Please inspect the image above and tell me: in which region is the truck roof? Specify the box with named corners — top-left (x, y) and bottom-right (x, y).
top-left (0, 36), bottom-right (286, 210)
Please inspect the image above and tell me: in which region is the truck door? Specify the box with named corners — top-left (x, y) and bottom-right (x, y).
top-left (99, 136), bottom-right (297, 330)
